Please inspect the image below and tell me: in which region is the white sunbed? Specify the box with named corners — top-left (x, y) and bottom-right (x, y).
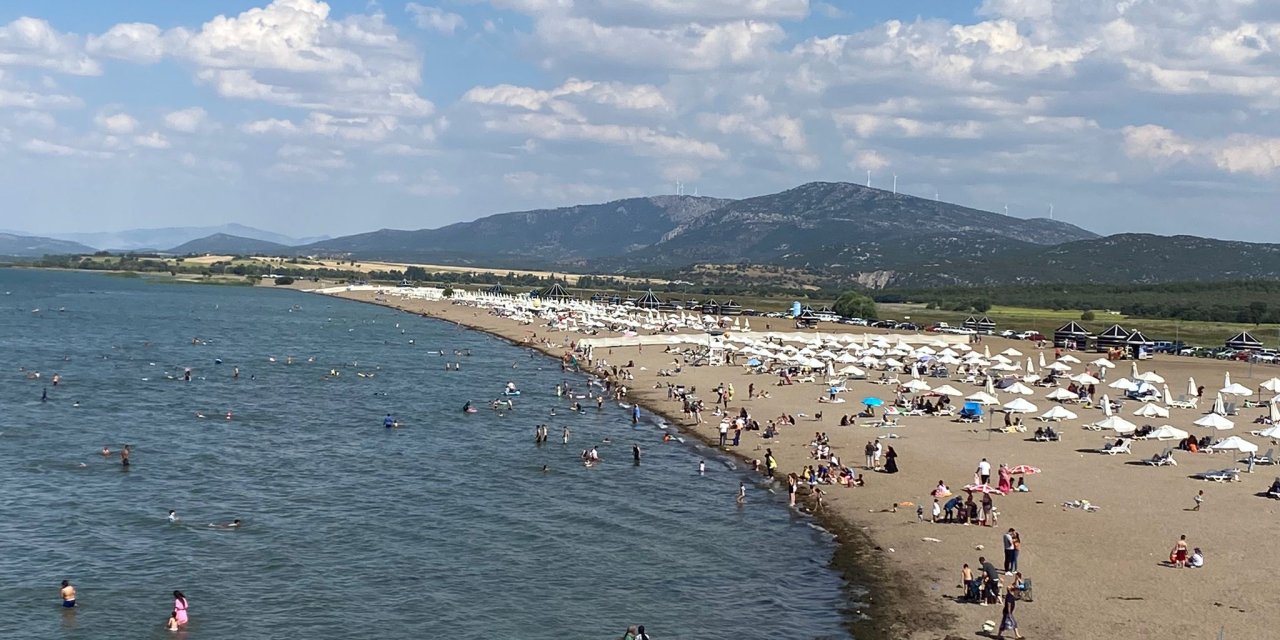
top-left (1193, 468), bottom-right (1240, 482)
top-left (1167, 395), bottom-right (1198, 410)
top-left (1141, 449), bottom-right (1176, 466)
top-left (1098, 439), bottom-right (1132, 455)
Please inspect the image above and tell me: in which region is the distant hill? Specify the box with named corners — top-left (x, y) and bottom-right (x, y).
top-left (0, 233), bottom-right (96, 257)
top-left (168, 234), bottom-right (293, 256)
top-left (299, 195), bottom-right (731, 266)
top-left (49, 223), bottom-right (323, 251)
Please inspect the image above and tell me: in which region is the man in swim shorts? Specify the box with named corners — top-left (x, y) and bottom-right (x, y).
top-left (60, 580), bottom-right (76, 608)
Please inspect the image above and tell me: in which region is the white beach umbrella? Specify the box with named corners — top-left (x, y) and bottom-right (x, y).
top-left (1149, 425), bottom-right (1190, 441)
top-left (991, 355), bottom-right (1013, 365)
top-left (1271, 400), bottom-right (1280, 425)
top-left (1003, 398), bottom-right (1038, 413)
top-left (836, 352), bottom-right (858, 364)
top-left (1213, 393), bottom-right (1227, 415)
top-left (1136, 371), bottom-right (1166, 384)
top-left (1073, 373), bottom-right (1102, 385)
top-left (1038, 352), bottom-right (1048, 369)
top-left (1025, 357), bottom-right (1035, 375)
top-left (1090, 358), bottom-right (1115, 369)
top-left (1221, 382), bottom-right (1253, 397)
top-left (1107, 378), bottom-right (1137, 391)
top-left (1102, 394), bottom-right (1113, 417)
top-left (1260, 377), bottom-right (1280, 393)
top-left (985, 377), bottom-right (997, 396)
top-left (1133, 403), bottom-right (1170, 419)
top-left (938, 348), bottom-right (959, 358)
top-left (1040, 405), bottom-right (1077, 421)
top-left (1209, 435), bottom-right (1258, 453)
top-left (883, 357), bottom-right (904, 369)
top-left (1046, 388), bottom-right (1078, 401)
top-left (1257, 423), bottom-right (1280, 438)
top-left (966, 392), bottom-right (1000, 405)
top-left (1004, 382), bottom-right (1035, 396)
top-left (1002, 348), bottom-right (1023, 357)
top-left (1059, 354), bottom-right (1081, 364)
top-left (1187, 377), bottom-right (1198, 398)
top-left (1047, 361), bottom-right (1072, 372)
top-left (902, 379), bottom-right (931, 392)
top-left (1093, 415), bottom-right (1137, 434)
top-left (984, 345), bottom-right (992, 359)
top-left (932, 384), bottom-right (963, 397)
top-left (838, 365), bottom-right (867, 377)
top-left (1194, 413), bottom-right (1235, 430)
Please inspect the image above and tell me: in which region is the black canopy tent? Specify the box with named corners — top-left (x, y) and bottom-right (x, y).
top-left (1053, 321), bottom-right (1090, 349)
top-left (720, 299), bottom-right (743, 316)
top-left (534, 282), bottom-right (573, 301)
top-left (1125, 330), bottom-right (1154, 357)
top-left (1226, 331), bottom-right (1264, 350)
top-left (485, 283), bottom-right (505, 295)
top-left (1094, 324), bottom-right (1129, 351)
top-left (703, 298), bottom-right (721, 315)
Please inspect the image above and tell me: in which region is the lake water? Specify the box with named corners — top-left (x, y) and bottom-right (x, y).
top-left (0, 269), bottom-right (853, 639)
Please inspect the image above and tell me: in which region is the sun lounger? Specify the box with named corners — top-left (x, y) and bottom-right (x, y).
top-left (1141, 448), bottom-right (1176, 466)
top-left (1167, 395), bottom-right (1198, 410)
top-left (1254, 448), bottom-right (1276, 465)
top-left (1098, 439), bottom-right (1132, 455)
top-left (936, 406), bottom-right (957, 417)
top-left (960, 373), bottom-right (977, 385)
top-left (1193, 468), bottom-right (1240, 482)
top-left (1223, 402), bottom-right (1239, 416)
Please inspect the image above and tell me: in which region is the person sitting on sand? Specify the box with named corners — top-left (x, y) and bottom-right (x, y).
top-left (852, 473), bottom-right (865, 487)
top-left (933, 481), bottom-right (952, 498)
top-left (1015, 477), bottom-right (1030, 492)
top-left (1189, 547), bottom-right (1204, 568)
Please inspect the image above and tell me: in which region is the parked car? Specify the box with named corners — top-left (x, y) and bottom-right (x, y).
top-left (1017, 331), bottom-right (1046, 341)
top-left (999, 330), bottom-right (1017, 338)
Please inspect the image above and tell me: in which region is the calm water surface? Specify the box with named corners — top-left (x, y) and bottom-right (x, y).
top-left (0, 269), bottom-right (853, 639)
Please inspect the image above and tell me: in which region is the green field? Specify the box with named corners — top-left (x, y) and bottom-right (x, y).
top-left (878, 304), bottom-right (1278, 348)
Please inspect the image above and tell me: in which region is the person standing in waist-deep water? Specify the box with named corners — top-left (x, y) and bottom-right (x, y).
top-left (632, 444), bottom-right (641, 464)
top-left (60, 580), bottom-right (76, 608)
top-left (632, 404), bottom-right (640, 424)
top-left (121, 445), bottom-right (131, 469)
top-left (173, 591), bottom-right (189, 626)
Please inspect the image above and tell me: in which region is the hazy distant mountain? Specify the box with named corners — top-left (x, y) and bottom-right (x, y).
top-left (299, 195), bottom-right (731, 266)
top-left (0, 233), bottom-right (96, 257)
top-left (168, 234), bottom-right (293, 256)
top-left (48, 223), bottom-right (325, 251)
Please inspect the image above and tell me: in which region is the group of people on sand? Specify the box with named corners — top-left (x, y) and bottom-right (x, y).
top-left (961, 558), bottom-right (1027, 639)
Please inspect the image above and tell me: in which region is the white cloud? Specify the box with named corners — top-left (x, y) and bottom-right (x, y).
top-left (0, 17), bottom-right (100, 75)
top-left (405, 169), bottom-right (460, 196)
top-left (86, 23), bottom-right (167, 63)
top-left (241, 112), bottom-right (402, 142)
top-left (94, 111), bottom-right (139, 135)
top-left (133, 132), bottom-right (171, 149)
top-left (22, 138), bottom-right (112, 159)
top-left (164, 107), bottom-right (209, 133)
top-left (406, 3), bottom-right (466, 35)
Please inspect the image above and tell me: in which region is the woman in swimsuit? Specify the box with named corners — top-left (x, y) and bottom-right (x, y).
top-left (173, 591), bottom-right (189, 626)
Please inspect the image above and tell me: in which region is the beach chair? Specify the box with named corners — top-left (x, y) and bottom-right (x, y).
top-left (1098, 439), bottom-right (1131, 455)
top-left (1141, 448), bottom-right (1176, 466)
top-left (1223, 402), bottom-right (1239, 416)
top-left (936, 406), bottom-right (957, 417)
top-left (960, 372), bottom-right (977, 385)
top-left (1193, 468), bottom-right (1240, 482)
top-left (1254, 448), bottom-right (1276, 465)
top-left (1168, 394), bottom-right (1198, 410)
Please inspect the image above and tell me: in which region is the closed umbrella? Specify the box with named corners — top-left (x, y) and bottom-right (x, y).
top-left (1102, 393), bottom-right (1113, 417)
top-left (1188, 377), bottom-right (1198, 398)
top-left (1270, 399), bottom-right (1280, 425)
top-left (1213, 393), bottom-right (1227, 415)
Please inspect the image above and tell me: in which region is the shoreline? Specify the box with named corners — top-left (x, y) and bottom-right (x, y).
top-left (319, 288), bottom-right (947, 640)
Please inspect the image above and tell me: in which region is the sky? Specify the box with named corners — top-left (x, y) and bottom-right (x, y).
top-left (0, 0), bottom-right (1279, 240)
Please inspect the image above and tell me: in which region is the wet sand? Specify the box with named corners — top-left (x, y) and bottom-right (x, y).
top-left (327, 288), bottom-right (1280, 639)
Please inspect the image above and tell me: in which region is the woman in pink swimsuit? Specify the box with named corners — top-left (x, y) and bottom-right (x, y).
top-left (173, 591), bottom-right (189, 626)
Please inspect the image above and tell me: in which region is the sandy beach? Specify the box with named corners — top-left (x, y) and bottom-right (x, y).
top-left (326, 286), bottom-right (1280, 640)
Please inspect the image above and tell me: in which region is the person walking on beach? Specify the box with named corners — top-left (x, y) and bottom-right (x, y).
top-left (978, 458), bottom-right (991, 485)
top-left (788, 474), bottom-right (798, 507)
top-left (996, 588), bottom-right (1023, 639)
top-left (765, 449), bottom-right (776, 478)
top-left (1192, 489), bottom-right (1204, 511)
top-left (884, 446), bottom-right (898, 474)
top-left (173, 591), bottom-right (189, 627)
top-left (873, 440), bottom-right (883, 470)
top-left (60, 580), bottom-right (76, 608)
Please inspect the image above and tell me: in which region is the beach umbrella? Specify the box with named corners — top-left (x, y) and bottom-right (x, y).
top-left (1047, 361), bottom-right (1072, 372)
top-left (1260, 377), bottom-right (1280, 393)
top-left (1090, 358), bottom-right (1115, 369)
top-left (1046, 388), bottom-right (1078, 401)
top-left (1004, 382), bottom-right (1035, 396)
top-left (1133, 403), bottom-right (1170, 418)
top-left (1107, 378), bottom-right (1137, 391)
top-left (1003, 398), bottom-right (1038, 413)
top-left (1059, 354), bottom-right (1081, 364)
top-left (1148, 425), bottom-right (1189, 441)
top-left (1188, 377), bottom-right (1198, 398)
top-left (1008, 465), bottom-right (1041, 475)
top-left (746, 358), bottom-right (762, 367)
top-left (966, 392), bottom-right (999, 405)
top-left (1194, 413), bottom-right (1235, 430)
top-left (903, 379), bottom-right (931, 392)
top-left (838, 365), bottom-right (866, 377)
top-left (1093, 415), bottom-right (1137, 434)
top-left (983, 345), bottom-right (992, 359)
top-left (1270, 399), bottom-right (1280, 424)
top-left (1101, 394), bottom-right (1113, 417)
top-left (1209, 435), bottom-right (1258, 453)
top-left (1213, 393), bottom-right (1226, 415)
top-left (1257, 423), bottom-right (1280, 438)
top-left (985, 377), bottom-right (996, 396)
top-left (1221, 382), bottom-right (1253, 397)
top-left (1002, 348), bottom-right (1023, 357)
top-left (964, 483), bottom-right (999, 494)
top-left (1135, 371), bottom-right (1165, 384)
top-left (1073, 373), bottom-right (1101, 385)
top-left (1040, 405), bottom-right (1077, 421)
top-left (1038, 352), bottom-right (1047, 369)
top-left (932, 384), bottom-right (963, 397)
top-left (991, 355), bottom-right (1013, 365)
top-left (862, 397), bottom-right (884, 407)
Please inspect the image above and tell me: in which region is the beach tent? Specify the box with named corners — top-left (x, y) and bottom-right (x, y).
top-left (535, 282), bottom-right (573, 301)
top-left (1226, 331), bottom-right (1264, 350)
top-left (1054, 321), bottom-right (1091, 349)
top-left (635, 290), bottom-right (664, 310)
top-left (1094, 324), bottom-right (1129, 351)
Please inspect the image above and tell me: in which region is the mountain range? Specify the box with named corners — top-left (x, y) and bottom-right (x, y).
top-left (9, 182), bottom-right (1280, 288)
top-left (33, 223), bottom-right (327, 252)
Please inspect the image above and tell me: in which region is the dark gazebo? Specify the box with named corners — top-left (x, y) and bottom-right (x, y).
top-left (703, 298), bottom-right (721, 315)
top-left (1054, 321), bottom-right (1090, 349)
top-left (636, 289), bottom-right (663, 309)
top-left (685, 299), bottom-right (702, 311)
top-left (1125, 330), bottom-right (1154, 357)
top-left (720, 299), bottom-right (743, 316)
top-left (485, 283), bottom-right (505, 295)
top-left (1094, 324), bottom-right (1129, 352)
top-left (1227, 331), bottom-right (1264, 350)
top-left (535, 282), bottom-right (573, 301)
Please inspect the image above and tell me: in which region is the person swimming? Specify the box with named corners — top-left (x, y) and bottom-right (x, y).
top-left (384, 413), bottom-right (396, 429)
top-left (168, 510), bottom-right (179, 523)
top-left (210, 519), bottom-right (242, 528)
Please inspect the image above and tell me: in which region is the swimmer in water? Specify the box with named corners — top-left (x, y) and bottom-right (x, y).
top-left (699, 460), bottom-right (706, 475)
top-left (168, 510), bottom-right (179, 523)
top-left (60, 580), bottom-right (76, 608)
top-left (562, 426), bottom-right (570, 444)
top-left (42, 387), bottom-right (48, 402)
top-left (737, 482), bottom-right (746, 505)
top-left (210, 519), bottom-right (242, 529)
top-left (121, 445), bottom-right (131, 468)
top-left (633, 444), bottom-right (641, 464)
top-left (384, 413), bottom-right (396, 429)
top-left (541, 465), bottom-right (550, 473)
top-left (101, 446), bottom-right (111, 456)
top-left (233, 367), bottom-right (239, 379)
